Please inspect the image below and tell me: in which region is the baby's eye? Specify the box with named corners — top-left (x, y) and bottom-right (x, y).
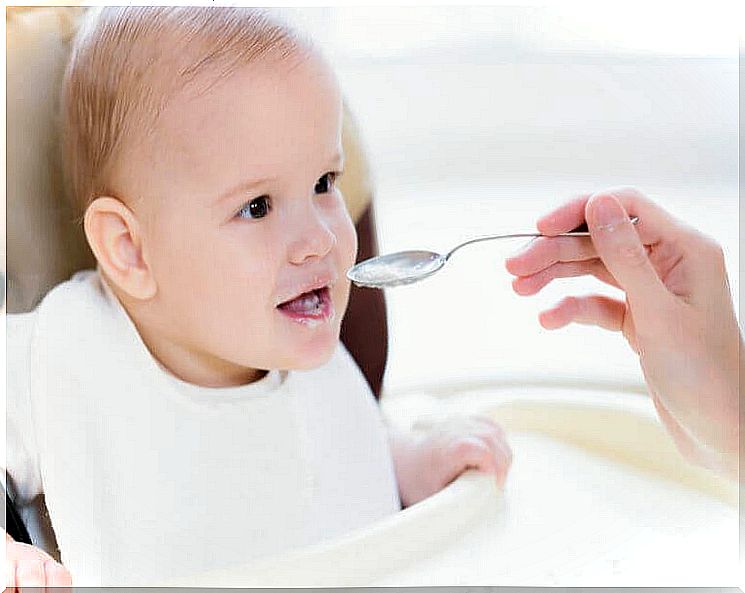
top-left (236, 195), bottom-right (271, 220)
top-left (314, 172), bottom-right (338, 195)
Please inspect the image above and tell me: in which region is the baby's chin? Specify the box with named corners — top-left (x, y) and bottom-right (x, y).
top-left (280, 336), bottom-right (340, 371)
top-left (272, 308), bottom-right (345, 371)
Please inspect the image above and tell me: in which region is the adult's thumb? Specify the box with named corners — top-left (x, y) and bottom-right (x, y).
top-left (586, 192), bottom-right (670, 317)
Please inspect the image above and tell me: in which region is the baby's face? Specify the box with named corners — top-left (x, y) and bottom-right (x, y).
top-left (124, 52), bottom-right (356, 384)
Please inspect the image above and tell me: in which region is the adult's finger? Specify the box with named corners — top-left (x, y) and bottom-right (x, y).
top-left (538, 187), bottom-right (680, 248)
top-left (512, 259), bottom-right (620, 295)
top-left (536, 193), bottom-right (592, 235)
top-left (505, 235), bottom-right (597, 277)
top-left (585, 193), bottom-right (672, 321)
top-left (539, 295), bottom-right (626, 332)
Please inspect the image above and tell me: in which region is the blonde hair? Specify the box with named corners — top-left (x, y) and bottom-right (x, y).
top-left (61, 7), bottom-right (308, 217)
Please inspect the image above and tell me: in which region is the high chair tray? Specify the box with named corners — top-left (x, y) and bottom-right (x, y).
top-left (168, 384), bottom-right (739, 587)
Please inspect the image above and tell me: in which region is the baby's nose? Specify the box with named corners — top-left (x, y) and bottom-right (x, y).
top-left (287, 216), bottom-right (337, 264)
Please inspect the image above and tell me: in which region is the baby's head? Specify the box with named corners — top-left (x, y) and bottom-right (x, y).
top-left (61, 7), bottom-right (357, 387)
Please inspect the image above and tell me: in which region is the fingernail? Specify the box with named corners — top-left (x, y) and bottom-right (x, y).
top-left (591, 195), bottom-right (625, 231)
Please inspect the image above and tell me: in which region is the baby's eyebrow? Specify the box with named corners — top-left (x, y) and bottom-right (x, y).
top-left (214, 175), bottom-right (276, 206)
top-left (213, 151), bottom-right (343, 207)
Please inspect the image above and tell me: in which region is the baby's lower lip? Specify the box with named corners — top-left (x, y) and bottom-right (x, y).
top-left (276, 287), bottom-right (334, 324)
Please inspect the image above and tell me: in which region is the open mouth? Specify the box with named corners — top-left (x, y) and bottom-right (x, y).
top-left (276, 286), bottom-right (333, 323)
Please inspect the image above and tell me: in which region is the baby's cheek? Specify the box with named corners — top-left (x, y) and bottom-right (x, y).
top-left (340, 214), bottom-right (358, 266)
top-left (330, 223), bottom-right (356, 284)
top-left (334, 222), bottom-right (356, 312)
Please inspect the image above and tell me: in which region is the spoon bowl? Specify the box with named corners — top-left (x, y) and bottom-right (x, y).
top-left (347, 250), bottom-right (446, 288)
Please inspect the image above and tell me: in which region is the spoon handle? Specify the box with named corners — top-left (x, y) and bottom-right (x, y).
top-left (445, 216), bottom-right (639, 260)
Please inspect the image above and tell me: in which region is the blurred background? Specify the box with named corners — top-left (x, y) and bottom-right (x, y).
top-left (283, 6), bottom-right (741, 396)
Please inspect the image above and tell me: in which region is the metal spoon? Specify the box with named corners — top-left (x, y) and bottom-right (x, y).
top-left (347, 217), bottom-right (639, 289)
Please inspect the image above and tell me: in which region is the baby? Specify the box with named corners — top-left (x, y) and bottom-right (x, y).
top-left (4, 7), bottom-right (512, 587)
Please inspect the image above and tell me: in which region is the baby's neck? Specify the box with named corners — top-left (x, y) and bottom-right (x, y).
top-left (154, 348), bottom-right (268, 387)
top-left (157, 355), bottom-right (269, 388)
top-left (135, 319), bottom-right (269, 388)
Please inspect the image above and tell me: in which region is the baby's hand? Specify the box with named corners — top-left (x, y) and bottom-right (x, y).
top-left (391, 415), bottom-right (512, 508)
top-left (4, 531), bottom-right (73, 589)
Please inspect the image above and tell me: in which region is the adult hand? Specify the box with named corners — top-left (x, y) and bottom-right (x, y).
top-left (505, 187), bottom-right (741, 479)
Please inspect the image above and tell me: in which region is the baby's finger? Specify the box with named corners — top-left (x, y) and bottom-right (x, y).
top-left (44, 560), bottom-right (73, 587)
top-left (512, 259), bottom-right (620, 296)
top-left (448, 437), bottom-right (499, 475)
top-left (474, 429), bottom-right (501, 466)
top-left (6, 558), bottom-right (17, 588)
top-left (469, 420), bottom-right (508, 455)
top-left (15, 557), bottom-right (46, 587)
top-left (471, 429), bottom-right (512, 488)
top-left (466, 415), bottom-right (506, 438)
top-left (539, 295), bottom-right (626, 332)
top-left (505, 235), bottom-right (596, 277)
top-left (493, 439), bottom-right (513, 488)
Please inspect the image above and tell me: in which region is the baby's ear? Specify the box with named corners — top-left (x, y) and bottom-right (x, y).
top-left (84, 197), bottom-right (157, 300)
